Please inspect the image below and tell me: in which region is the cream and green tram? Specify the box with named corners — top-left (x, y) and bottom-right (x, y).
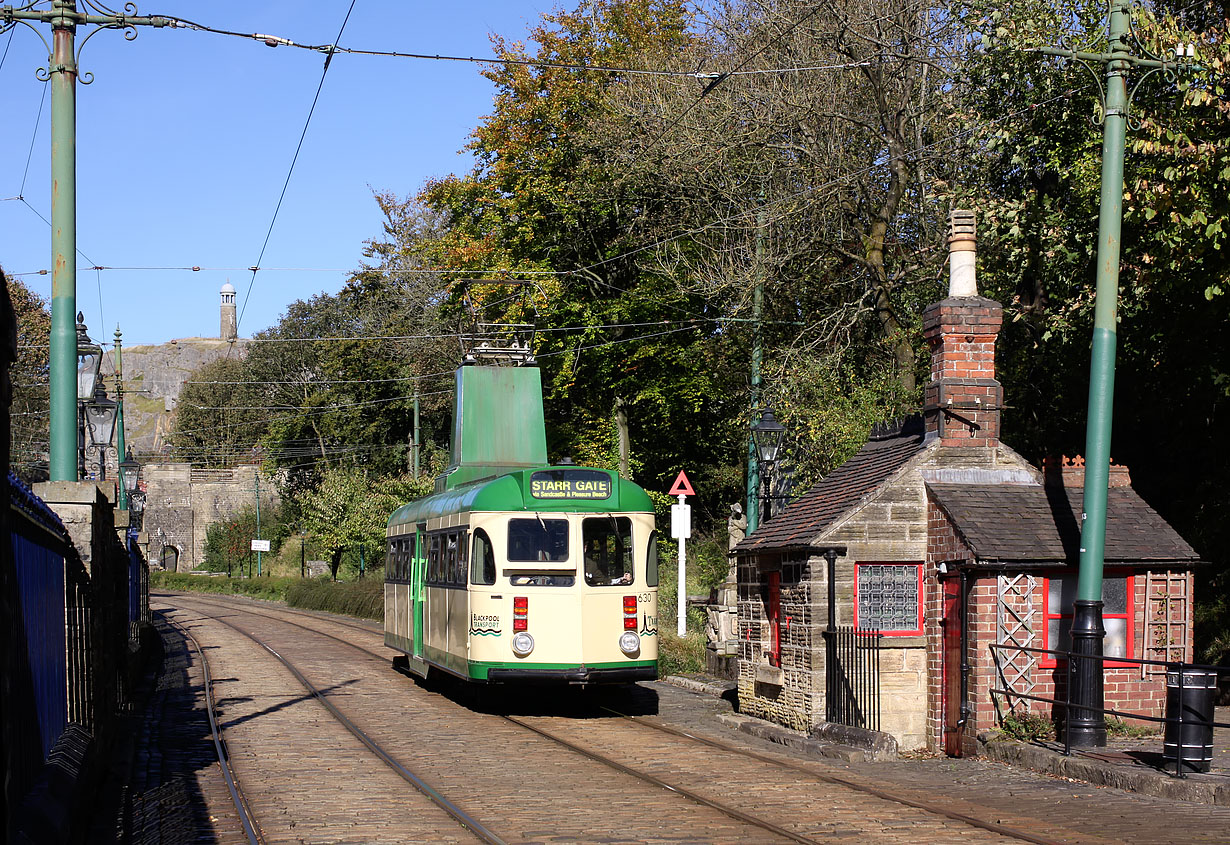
top-left (385, 465), bottom-right (659, 684)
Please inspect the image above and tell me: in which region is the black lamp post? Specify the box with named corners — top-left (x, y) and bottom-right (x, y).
top-left (119, 449), bottom-right (140, 506)
top-left (76, 314), bottom-right (103, 479)
top-left (751, 408), bottom-right (786, 522)
top-left (83, 382), bottom-right (118, 481)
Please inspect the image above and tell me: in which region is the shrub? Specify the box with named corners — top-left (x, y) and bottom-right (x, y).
top-left (999, 710), bottom-right (1056, 742)
top-left (151, 571), bottom-right (296, 602)
top-left (285, 577), bottom-right (384, 621)
top-left (657, 630), bottom-right (708, 678)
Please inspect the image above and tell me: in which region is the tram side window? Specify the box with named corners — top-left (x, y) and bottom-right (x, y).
top-left (582, 517), bottom-right (634, 586)
top-left (471, 529), bottom-right (496, 585)
top-left (429, 534), bottom-right (442, 583)
top-left (646, 530), bottom-right (659, 587)
top-left (507, 518), bottom-right (569, 562)
top-left (386, 538), bottom-right (398, 580)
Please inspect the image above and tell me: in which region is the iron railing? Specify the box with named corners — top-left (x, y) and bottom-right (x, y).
top-left (989, 642), bottom-right (1228, 778)
top-left (824, 626), bottom-right (882, 731)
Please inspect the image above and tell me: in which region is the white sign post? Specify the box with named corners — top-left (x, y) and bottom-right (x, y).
top-left (251, 539), bottom-right (270, 553)
top-left (668, 471), bottom-right (695, 638)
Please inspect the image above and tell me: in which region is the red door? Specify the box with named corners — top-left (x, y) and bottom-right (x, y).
top-left (942, 576), bottom-right (964, 757)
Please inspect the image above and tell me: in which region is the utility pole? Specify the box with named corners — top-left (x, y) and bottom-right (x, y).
top-left (254, 470), bottom-right (262, 577)
top-left (114, 324), bottom-right (126, 508)
top-left (746, 199), bottom-right (766, 535)
top-left (1031, 1), bottom-right (1197, 747)
top-left (3, 1), bottom-right (172, 480)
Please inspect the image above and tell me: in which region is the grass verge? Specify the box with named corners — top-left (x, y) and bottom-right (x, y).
top-left (151, 571), bottom-right (385, 621)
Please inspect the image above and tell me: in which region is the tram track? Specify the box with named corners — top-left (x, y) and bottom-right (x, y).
top-left (168, 596), bottom-right (815, 843)
top-left (162, 613), bottom-right (264, 845)
top-left (161, 593), bottom-right (1085, 844)
top-left (162, 603), bottom-right (504, 844)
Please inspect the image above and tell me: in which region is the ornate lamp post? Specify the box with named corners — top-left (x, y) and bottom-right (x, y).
top-left (119, 449), bottom-right (140, 503)
top-left (751, 408), bottom-right (786, 522)
top-left (76, 314), bottom-right (102, 478)
top-left (82, 381), bottom-right (118, 481)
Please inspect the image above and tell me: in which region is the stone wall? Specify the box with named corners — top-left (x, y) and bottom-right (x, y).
top-left (142, 462), bottom-right (276, 570)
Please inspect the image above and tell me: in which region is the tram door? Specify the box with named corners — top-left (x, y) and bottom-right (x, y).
top-left (412, 523), bottom-right (427, 659)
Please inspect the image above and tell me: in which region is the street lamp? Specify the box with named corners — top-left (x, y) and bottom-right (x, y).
top-left (751, 408), bottom-right (786, 521)
top-left (76, 313), bottom-right (102, 402)
top-left (119, 449), bottom-right (140, 505)
top-left (83, 382), bottom-right (118, 481)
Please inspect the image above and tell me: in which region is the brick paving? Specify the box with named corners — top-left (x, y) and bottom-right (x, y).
top-left (116, 593), bottom-right (1230, 844)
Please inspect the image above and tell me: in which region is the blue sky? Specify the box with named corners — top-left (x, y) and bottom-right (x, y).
top-left (0, 1), bottom-right (550, 347)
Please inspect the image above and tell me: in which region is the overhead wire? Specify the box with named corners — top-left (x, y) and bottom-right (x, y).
top-left (158, 13), bottom-right (874, 80)
top-left (235, 0), bottom-right (359, 337)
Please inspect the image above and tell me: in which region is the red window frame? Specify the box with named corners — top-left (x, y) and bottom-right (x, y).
top-left (853, 562), bottom-right (924, 636)
top-left (1040, 570), bottom-right (1134, 668)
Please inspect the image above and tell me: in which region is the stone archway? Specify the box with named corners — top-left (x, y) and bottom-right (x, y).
top-left (160, 545), bottom-right (181, 572)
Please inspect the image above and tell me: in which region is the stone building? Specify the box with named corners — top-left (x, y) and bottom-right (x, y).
top-left (734, 211), bottom-right (1201, 755)
top-left (141, 463), bottom-right (275, 571)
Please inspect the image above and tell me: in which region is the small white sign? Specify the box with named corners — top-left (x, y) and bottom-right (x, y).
top-left (670, 503), bottom-right (691, 540)
top-left (251, 539), bottom-right (271, 552)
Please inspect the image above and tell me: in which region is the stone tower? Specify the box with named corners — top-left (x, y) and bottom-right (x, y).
top-left (220, 282), bottom-right (237, 341)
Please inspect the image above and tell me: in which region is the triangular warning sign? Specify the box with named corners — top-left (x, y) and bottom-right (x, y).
top-left (668, 471), bottom-right (695, 497)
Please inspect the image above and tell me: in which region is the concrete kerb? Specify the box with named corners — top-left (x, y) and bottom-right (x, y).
top-left (662, 674), bottom-right (895, 763)
top-left (978, 731), bottom-right (1230, 806)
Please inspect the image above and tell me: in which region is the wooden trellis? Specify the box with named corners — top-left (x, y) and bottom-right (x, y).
top-left (995, 574), bottom-right (1038, 712)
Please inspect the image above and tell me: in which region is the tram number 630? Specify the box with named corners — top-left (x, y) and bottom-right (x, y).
top-left (637, 592), bottom-right (652, 603)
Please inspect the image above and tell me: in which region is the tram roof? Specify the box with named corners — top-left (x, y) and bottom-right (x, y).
top-left (387, 465), bottom-right (654, 528)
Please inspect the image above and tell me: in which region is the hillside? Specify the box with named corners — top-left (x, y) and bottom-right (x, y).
top-left (118, 338), bottom-right (248, 459)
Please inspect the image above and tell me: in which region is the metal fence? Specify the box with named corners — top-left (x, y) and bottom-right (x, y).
top-left (8, 475), bottom-right (76, 800)
top-left (990, 642), bottom-right (1228, 778)
top-left (824, 626), bottom-right (882, 731)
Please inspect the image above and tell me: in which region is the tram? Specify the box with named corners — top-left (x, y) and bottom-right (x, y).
top-left (384, 350), bottom-right (659, 684)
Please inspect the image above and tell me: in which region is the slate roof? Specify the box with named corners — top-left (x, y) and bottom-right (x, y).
top-left (737, 417), bottom-right (929, 554)
top-left (927, 483), bottom-right (1201, 565)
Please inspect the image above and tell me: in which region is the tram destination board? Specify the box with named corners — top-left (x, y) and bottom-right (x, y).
top-left (530, 469), bottom-right (612, 500)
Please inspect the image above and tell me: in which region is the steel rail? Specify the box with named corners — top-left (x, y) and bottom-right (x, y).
top-left (184, 607), bottom-right (505, 845)
top-left (167, 597), bottom-right (812, 841)
top-left (603, 708), bottom-right (1072, 845)
top-left (501, 714), bottom-right (820, 844)
top-left (160, 613), bottom-right (264, 845)
top-left (164, 595), bottom-right (1067, 845)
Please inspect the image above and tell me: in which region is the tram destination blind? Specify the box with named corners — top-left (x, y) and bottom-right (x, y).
top-left (530, 469), bottom-right (612, 500)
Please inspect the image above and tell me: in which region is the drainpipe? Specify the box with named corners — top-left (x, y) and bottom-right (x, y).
top-left (958, 567), bottom-right (971, 729)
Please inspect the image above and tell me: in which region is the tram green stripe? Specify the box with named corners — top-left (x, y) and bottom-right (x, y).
top-left (466, 660), bottom-right (656, 680)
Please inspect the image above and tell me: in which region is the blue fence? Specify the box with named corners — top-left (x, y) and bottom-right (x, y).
top-left (7, 473), bottom-right (72, 787)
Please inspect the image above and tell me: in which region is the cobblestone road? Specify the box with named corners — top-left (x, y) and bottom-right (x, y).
top-left (121, 593), bottom-right (1230, 844)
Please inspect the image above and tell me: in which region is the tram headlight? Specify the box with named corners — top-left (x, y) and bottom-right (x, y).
top-left (511, 631), bottom-right (535, 657)
top-left (618, 631), bottom-right (641, 656)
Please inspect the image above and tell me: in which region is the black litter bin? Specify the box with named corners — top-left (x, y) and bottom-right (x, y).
top-left (1163, 668), bottom-right (1217, 773)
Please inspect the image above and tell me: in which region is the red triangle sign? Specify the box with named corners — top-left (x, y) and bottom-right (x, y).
top-left (668, 471), bottom-right (695, 497)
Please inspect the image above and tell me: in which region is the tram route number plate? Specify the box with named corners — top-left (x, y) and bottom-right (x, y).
top-left (671, 504), bottom-right (691, 540)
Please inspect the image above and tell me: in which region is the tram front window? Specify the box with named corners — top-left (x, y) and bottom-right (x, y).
top-left (507, 518), bottom-right (570, 562)
top-left (582, 516), bottom-right (633, 586)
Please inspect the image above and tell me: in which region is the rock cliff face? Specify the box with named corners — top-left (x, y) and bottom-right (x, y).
top-left (118, 338), bottom-right (247, 459)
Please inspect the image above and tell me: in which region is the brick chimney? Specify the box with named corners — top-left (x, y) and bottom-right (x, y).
top-left (922, 210), bottom-right (1004, 447)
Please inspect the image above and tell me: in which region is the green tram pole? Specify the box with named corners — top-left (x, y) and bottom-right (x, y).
top-left (4, 1), bottom-right (172, 480)
top-left (1032, 1), bottom-right (1197, 747)
top-left (746, 201), bottom-right (766, 535)
top-left (114, 324), bottom-right (127, 508)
